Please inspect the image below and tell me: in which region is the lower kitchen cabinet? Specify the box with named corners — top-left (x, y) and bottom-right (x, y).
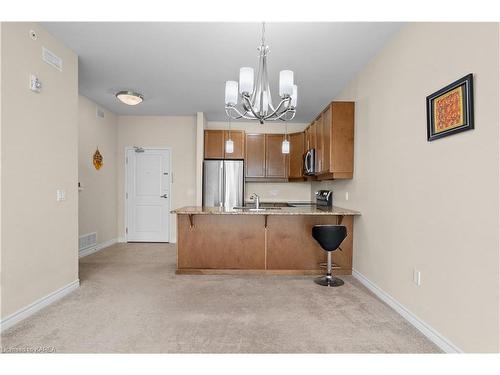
top-left (175, 213), bottom-right (355, 275)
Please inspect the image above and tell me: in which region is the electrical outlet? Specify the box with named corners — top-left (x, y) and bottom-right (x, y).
top-left (345, 192), bottom-right (349, 201)
top-left (413, 269), bottom-right (421, 286)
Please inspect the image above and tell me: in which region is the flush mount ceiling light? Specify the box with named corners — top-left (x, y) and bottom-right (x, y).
top-left (115, 90), bottom-right (144, 106)
top-left (224, 22), bottom-right (297, 124)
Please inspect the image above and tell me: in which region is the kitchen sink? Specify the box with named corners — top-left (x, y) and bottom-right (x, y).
top-left (232, 206), bottom-right (282, 211)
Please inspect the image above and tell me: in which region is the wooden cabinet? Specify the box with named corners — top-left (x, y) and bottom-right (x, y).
top-left (245, 133), bottom-right (288, 180)
top-left (330, 102), bottom-right (354, 179)
top-left (288, 132), bottom-right (305, 179)
top-left (245, 134), bottom-right (266, 178)
top-left (224, 130), bottom-right (245, 159)
top-left (310, 121), bottom-right (317, 151)
top-left (204, 130), bottom-right (245, 159)
top-left (314, 116), bottom-right (324, 174)
top-left (322, 105), bottom-right (332, 173)
top-left (265, 134), bottom-right (287, 178)
top-left (305, 126), bottom-right (311, 150)
top-left (204, 130), bottom-right (224, 159)
top-left (302, 101), bottom-right (354, 180)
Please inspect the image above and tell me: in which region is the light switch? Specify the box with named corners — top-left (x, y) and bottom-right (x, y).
top-left (56, 189), bottom-right (66, 202)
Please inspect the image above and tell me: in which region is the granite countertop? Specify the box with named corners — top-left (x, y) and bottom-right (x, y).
top-left (171, 205), bottom-right (361, 216)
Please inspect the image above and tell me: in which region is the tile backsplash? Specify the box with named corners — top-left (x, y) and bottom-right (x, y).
top-left (245, 182), bottom-right (312, 202)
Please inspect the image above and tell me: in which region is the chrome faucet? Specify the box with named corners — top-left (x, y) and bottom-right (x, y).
top-left (250, 193), bottom-right (261, 210)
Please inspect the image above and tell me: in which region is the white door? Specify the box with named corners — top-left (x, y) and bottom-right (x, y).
top-left (126, 148), bottom-right (171, 242)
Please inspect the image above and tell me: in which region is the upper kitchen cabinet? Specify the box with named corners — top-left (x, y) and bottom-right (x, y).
top-left (245, 134), bottom-right (266, 178)
top-left (204, 130), bottom-right (225, 159)
top-left (224, 130), bottom-right (245, 159)
top-left (265, 134), bottom-right (287, 179)
top-left (288, 132), bottom-right (305, 180)
top-left (317, 101), bottom-right (355, 180)
top-left (204, 130), bottom-right (245, 159)
top-left (245, 133), bottom-right (288, 181)
top-left (314, 116), bottom-right (324, 174)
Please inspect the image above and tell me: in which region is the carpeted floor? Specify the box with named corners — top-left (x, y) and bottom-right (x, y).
top-left (1, 243), bottom-right (440, 353)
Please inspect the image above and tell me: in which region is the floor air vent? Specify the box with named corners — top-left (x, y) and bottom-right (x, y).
top-left (79, 232), bottom-right (97, 252)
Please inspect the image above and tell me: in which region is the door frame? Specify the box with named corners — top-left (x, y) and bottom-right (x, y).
top-left (124, 146), bottom-right (173, 243)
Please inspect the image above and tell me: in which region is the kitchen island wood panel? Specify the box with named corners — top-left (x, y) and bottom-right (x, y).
top-left (174, 206), bottom-right (359, 275)
top-left (177, 214), bottom-right (265, 269)
top-left (266, 215), bottom-right (353, 272)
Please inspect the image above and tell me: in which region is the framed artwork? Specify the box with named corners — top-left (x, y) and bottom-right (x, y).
top-left (426, 73), bottom-right (474, 142)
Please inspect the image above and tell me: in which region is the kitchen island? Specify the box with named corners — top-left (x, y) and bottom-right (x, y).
top-left (172, 205), bottom-right (361, 275)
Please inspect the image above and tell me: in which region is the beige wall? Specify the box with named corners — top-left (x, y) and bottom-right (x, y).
top-left (314, 23), bottom-right (500, 352)
top-left (206, 121), bottom-right (312, 202)
top-left (195, 112), bottom-right (205, 206)
top-left (0, 23), bottom-right (3, 287)
top-left (0, 23), bottom-right (79, 318)
top-left (78, 95), bottom-right (118, 245)
top-left (117, 116), bottom-right (197, 242)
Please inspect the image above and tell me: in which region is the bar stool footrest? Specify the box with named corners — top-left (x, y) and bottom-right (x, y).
top-left (314, 276), bottom-right (344, 287)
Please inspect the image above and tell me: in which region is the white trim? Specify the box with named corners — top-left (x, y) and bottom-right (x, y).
top-left (0, 280), bottom-right (80, 332)
top-left (352, 269), bottom-right (462, 353)
top-left (117, 236), bottom-right (127, 243)
top-left (78, 238), bottom-right (118, 258)
top-left (124, 146), bottom-right (172, 243)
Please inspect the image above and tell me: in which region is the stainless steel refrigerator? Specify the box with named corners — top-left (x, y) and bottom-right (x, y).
top-left (203, 160), bottom-right (244, 208)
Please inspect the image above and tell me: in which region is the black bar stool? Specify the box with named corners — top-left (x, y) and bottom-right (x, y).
top-left (312, 225), bottom-right (348, 287)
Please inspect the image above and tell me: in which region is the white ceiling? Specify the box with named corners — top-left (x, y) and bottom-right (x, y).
top-left (42, 22), bottom-right (403, 123)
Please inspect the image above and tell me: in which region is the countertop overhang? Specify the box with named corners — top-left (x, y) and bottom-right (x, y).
top-left (171, 206), bottom-right (361, 216)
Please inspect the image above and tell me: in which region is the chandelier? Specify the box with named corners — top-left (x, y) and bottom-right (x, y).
top-left (224, 23), bottom-right (297, 124)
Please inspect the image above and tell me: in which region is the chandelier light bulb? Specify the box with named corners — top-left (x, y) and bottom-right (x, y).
top-left (279, 70), bottom-right (294, 97)
top-left (225, 81), bottom-right (238, 105)
top-left (239, 67), bottom-right (254, 95)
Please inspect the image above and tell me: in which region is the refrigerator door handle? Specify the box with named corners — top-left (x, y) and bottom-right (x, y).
top-left (219, 162), bottom-right (224, 207)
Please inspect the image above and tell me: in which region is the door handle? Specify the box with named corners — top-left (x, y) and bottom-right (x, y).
top-left (160, 194), bottom-right (168, 198)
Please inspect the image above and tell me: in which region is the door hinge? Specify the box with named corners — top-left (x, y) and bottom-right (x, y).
top-left (126, 227), bottom-right (128, 234)
top-left (126, 192), bottom-right (128, 199)
top-left (126, 156), bottom-right (128, 164)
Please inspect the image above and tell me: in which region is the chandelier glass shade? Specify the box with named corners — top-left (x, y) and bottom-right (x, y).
top-left (224, 23), bottom-right (297, 124)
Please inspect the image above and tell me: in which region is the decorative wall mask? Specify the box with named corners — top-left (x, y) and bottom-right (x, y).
top-left (93, 148), bottom-right (103, 170)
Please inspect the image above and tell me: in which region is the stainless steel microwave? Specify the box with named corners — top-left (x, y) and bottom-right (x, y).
top-left (304, 148), bottom-right (316, 175)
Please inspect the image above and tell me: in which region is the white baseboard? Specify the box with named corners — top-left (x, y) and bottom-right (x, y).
top-left (0, 279), bottom-right (80, 332)
top-left (352, 269), bottom-right (462, 353)
top-left (115, 237), bottom-right (176, 244)
top-left (79, 238), bottom-right (117, 258)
